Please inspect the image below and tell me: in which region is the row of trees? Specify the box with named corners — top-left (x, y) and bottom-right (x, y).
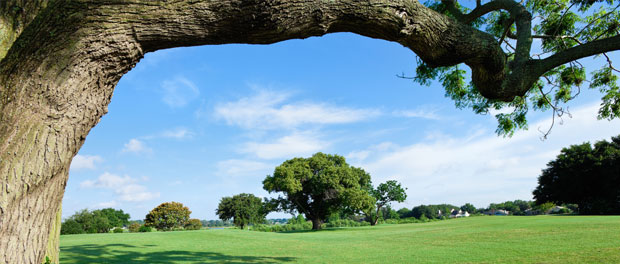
top-left (62, 134), bottom-right (620, 234)
top-left (216, 153), bottom-right (408, 230)
top-left (533, 135), bottom-right (620, 215)
top-left (61, 208), bottom-right (129, 235)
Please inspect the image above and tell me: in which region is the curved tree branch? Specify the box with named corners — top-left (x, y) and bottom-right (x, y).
top-left (531, 35), bottom-right (620, 77)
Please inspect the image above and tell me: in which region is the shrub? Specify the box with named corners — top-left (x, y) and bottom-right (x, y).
top-left (145, 201), bottom-right (191, 231)
top-left (128, 223), bottom-right (141, 233)
top-left (138, 225), bottom-right (152, 232)
top-left (185, 218), bottom-right (202, 230)
top-left (112, 227), bottom-right (124, 233)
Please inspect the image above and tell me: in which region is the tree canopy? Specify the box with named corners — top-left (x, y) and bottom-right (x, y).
top-left (263, 153), bottom-right (375, 230)
top-left (410, 0), bottom-right (620, 137)
top-left (368, 180), bottom-right (408, 225)
top-left (216, 193), bottom-right (268, 230)
top-left (145, 202), bottom-right (192, 231)
top-left (533, 134), bottom-right (620, 214)
top-left (60, 208), bottom-right (130, 235)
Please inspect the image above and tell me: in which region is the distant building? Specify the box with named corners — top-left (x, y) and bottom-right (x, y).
top-left (449, 209), bottom-right (470, 218)
top-left (550, 206), bottom-right (566, 214)
top-left (484, 209), bottom-right (509, 216)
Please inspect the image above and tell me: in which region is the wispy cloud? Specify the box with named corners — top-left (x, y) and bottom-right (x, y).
top-left (216, 159), bottom-right (273, 180)
top-left (95, 201), bottom-right (118, 208)
top-left (160, 127), bottom-right (193, 139)
top-left (393, 107), bottom-right (441, 120)
top-left (161, 76), bottom-right (200, 108)
top-left (353, 102), bottom-right (620, 209)
top-left (142, 127), bottom-right (194, 140)
top-left (214, 89), bottom-right (380, 130)
top-left (70, 154), bottom-right (103, 171)
top-left (122, 139), bottom-right (151, 154)
top-left (81, 172), bottom-right (160, 202)
top-left (241, 131), bottom-right (329, 159)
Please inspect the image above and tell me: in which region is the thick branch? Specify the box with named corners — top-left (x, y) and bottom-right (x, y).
top-left (532, 35), bottom-right (620, 77)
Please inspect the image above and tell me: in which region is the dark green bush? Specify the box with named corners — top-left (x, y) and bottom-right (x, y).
top-left (138, 225), bottom-right (152, 232)
top-left (112, 227), bottom-right (124, 233)
top-left (60, 219), bottom-right (84, 235)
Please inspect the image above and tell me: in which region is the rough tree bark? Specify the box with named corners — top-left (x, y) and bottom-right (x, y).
top-left (311, 218), bottom-right (323, 230)
top-left (0, 0), bottom-right (617, 263)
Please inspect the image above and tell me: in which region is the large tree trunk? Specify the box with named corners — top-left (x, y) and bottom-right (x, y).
top-left (311, 218), bottom-right (323, 230)
top-left (0, 1), bottom-right (516, 262)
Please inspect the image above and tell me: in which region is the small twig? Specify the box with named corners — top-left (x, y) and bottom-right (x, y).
top-left (573, 3), bottom-right (620, 38)
top-left (603, 52), bottom-right (620, 73)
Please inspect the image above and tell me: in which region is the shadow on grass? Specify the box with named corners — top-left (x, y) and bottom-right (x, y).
top-left (60, 243), bottom-right (296, 263)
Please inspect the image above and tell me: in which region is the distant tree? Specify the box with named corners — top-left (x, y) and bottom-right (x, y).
top-left (94, 208), bottom-right (130, 228)
top-left (367, 180), bottom-right (407, 225)
top-left (397, 208), bottom-right (413, 219)
top-left (460, 203), bottom-right (477, 214)
top-left (185, 218), bottom-right (203, 230)
top-left (216, 193), bottom-right (267, 230)
top-left (69, 209), bottom-right (96, 233)
top-left (379, 205), bottom-right (400, 220)
top-left (411, 204), bottom-right (460, 219)
top-left (288, 214), bottom-right (307, 225)
top-left (60, 219), bottom-right (83, 235)
top-left (128, 223), bottom-right (141, 233)
top-left (411, 205), bottom-right (435, 219)
top-left (145, 202), bottom-right (191, 231)
top-left (91, 211), bottom-right (112, 233)
top-left (533, 135), bottom-right (620, 214)
top-left (263, 153), bottom-right (375, 230)
top-left (60, 208), bottom-right (128, 234)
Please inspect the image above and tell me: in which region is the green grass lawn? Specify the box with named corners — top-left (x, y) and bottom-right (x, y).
top-left (60, 216), bottom-right (620, 263)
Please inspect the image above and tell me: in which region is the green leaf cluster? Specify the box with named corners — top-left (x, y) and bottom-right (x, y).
top-left (60, 208), bottom-right (130, 235)
top-left (416, 0), bottom-right (620, 136)
top-left (144, 201), bottom-right (191, 231)
top-left (533, 134), bottom-right (620, 214)
top-left (263, 152), bottom-right (375, 230)
top-left (216, 193), bottom-right (267, 230)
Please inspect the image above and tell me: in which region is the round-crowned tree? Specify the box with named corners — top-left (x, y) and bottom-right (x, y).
top-left (263, 153), bottom-right (375, 230)
top-left (216, 193), bottom-right (267, 230)
top-left (145, 202), bottom-right (191, 231)
top-left (368, 180), bottom-right (408, 226)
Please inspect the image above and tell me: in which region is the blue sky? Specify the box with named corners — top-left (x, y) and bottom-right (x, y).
top-left (63, 33), bottom-right (620, 221)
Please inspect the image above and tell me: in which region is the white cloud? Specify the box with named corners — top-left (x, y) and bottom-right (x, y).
top-left (393, 107), bottom-right (441, 120)
top-left (160, 127), bottom-right (193, 139)
top-left (70, 154), bottom-right (103, 171)
top-left (95, 201), bottom-right (118, 208)
top-left (161, 76), bottom-right (200, 108)
top-left (346, 150), bottom-right (371, 162)
top-left (216, 159), bottom-right (273, 180)
top-left (122, 139), bottom-right (151, 154)
top-left (353, 102), bottom-right (620, 209)
top-left (80, 172), bottom-right (160, 202)
top-left (214, 89), bottom-right (380, 130)
top-left (140, 128), bottom-right (194, 141)
top-left (241, 131), bottom-right (329, 159)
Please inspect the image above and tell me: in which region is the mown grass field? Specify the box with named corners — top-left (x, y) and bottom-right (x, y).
top-left (60, 216), bottom-right (620, 263)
